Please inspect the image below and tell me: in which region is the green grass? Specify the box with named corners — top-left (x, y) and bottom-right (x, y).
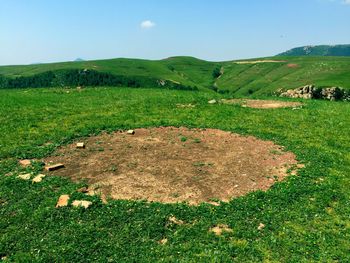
top-left (1, 55), bottom-right (350, 96)
top-left (216, 56), bottom-right (350, 96)
top-left (0, 87), bottom-right (349, 261)
top-left (0, 56), bottom-right (219, 91)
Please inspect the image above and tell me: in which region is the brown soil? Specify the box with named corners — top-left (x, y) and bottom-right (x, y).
top-left (220, 99), bottom-right (303, 109)
top-left (234, 60), bottom-right (286, 64)
top-left (44, 127), bottom-right (299, 205)
top-left (287, 63), bottom-right (299, 68)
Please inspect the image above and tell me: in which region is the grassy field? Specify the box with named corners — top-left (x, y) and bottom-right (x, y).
top-left (1, 56), bottom-right (350, 95)
top-left (0, 87), bottom-right (349, 262)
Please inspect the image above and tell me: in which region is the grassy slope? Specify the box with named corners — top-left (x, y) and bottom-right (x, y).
top-left (0, 87), bottom-right (349, 262)
top-left (217, 56), bottom-right (350, 96)
top-left (1, 56), bottom-right (349, 96)
top-left (0, 57), bottom-right (219, 91)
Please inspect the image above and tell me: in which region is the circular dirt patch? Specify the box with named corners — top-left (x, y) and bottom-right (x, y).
top-left (221, 99), bottom-right (303, 109)
top-left (44, 127), bottom-right (299, 204)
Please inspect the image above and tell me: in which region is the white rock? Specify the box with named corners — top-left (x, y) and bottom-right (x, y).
top-left (76, 142), bottom-right (85, 148)
top-left (18, 173), bottom-right (31, 180)
top-left (72, 200), bottom-right (92, 209)
top-left (32, 174), bottom-right (46, 183)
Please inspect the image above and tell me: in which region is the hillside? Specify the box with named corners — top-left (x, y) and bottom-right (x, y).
top-left (1, 56), bottom-right (350, 96)
top-left (278, 44), bottom-right (350, 57)
top-left (0, 57), bottom-right (220, 91)
top-left (215, 56), bottom-right (350, 96)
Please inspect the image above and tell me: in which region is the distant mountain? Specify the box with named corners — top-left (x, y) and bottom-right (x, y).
top-left (74, 58), bottom-right (85, 62)
top-left (278, 44), bottom-right (350, 56)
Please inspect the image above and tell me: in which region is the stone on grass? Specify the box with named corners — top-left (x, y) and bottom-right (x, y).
top-left (168, 216), bottom-right (184, 225)
top-left (208, 99), bottom-right (217, 104)
top-left (45, 163), bottom-right (64, 171)
top-left (210, 224), bottom-right (233, 236)
top-left (158, 238), bottom-right (168, 245)
top-left (18, 173), bottom-right (31, 180)
top-left (207, 201), bottom-right (221, 206)
top-left (258, 223), bottom-right (265, 231)
top-left (32, 174), bottom-right (46, 183)
top-left (72, 200), bottom-right (92, 209)
top-left (19, 159), bottom-right (31, 167)
top-left (56, 195), bottom-right (70, 208)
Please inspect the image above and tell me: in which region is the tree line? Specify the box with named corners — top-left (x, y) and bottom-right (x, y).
top-left (0, 69), bottom-right (198, 91)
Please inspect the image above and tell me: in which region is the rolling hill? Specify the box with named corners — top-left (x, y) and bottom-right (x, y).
top-left (1, 55), bottom-right (350, 96)
top-left (278, 44), bottom-right (350, 57)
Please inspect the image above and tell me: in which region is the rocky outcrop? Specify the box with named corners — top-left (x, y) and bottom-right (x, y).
top-left (280, 85), bottom-right (349, 101)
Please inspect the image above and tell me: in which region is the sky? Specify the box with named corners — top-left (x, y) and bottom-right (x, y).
top-left (0, 0), bottom-right (350, 65)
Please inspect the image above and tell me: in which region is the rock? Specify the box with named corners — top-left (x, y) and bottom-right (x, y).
top-left (72, 200), bottom-right (92, 209)
top-left (76, 142), bottom-right (85, 148)
top-left (208, 99), bottom-right (217, 104)
top-left (207, 201), bottom-right (221, 206)
top-left (158, 238), bottom-right (168, 245)
top-left (168, 216), bottom-right (184, 225)
top-left (19, 159), bottom-right (31, 167)
top-left (56, 195), bottom-right (70, 207)
top-left (210, 224), bottom-right (233, 236)
top-left (18, 173), bottom-right (31, 180)
top-left (258, 223), bottom-right (265, 230)
top-left (45, 163), bottom-right (64, 171)
top-left (127, 130), bottom-right (135, 135)
top-left (32, 174), bottom-right (46, 183)
top-left (77, 187), bottom-right (89, 193)
top-left (280, 85), bottom-right (347, 101)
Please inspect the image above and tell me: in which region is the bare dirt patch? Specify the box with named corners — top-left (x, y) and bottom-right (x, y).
top-left (287, 63), bottom-right (299, 68)
top-left (44, 127), bottom-right (299, 205)
top-left (220, 99), bottom-right (303, 109)
top-left (234, 60), bottom-right (286, 64)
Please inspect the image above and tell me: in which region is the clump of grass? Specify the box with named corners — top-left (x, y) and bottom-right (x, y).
top-left (179, 135), bottom-right (188, 142)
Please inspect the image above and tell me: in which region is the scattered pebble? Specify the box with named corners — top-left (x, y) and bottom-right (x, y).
top-left (168, 216), bottom-right (184, 225)
top-left (72, 200), bottom-right (92, 209)
top-left (158, 238), bottom-right (168, 245)
top-left (32, 174), bottom-right (46, 183)
top-left (127, 130), bottom-right (135, 135)
top-left (19, 159), bottom-right (31, 167)
top-left (210, 224), bottom-right (233, 236)
top-left (207, 201), bottom-right (220, 206)
top-left (56, 194), bottom-right (70, 208)
top-left (258, 223), bottom-right (265, 231)
top-left (176, 103), bottom-right (195, 108)
top-left (18, 173), bottom-right (31, 180)
top-left (76, 142), bottom-right (85, 148)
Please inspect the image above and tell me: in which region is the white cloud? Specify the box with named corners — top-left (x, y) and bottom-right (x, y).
top-left (343, 0), bottom-right (350, 4)
top-left (140, 20), bottom-right (156, 29)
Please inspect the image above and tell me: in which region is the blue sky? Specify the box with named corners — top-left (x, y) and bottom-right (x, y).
top-left (0, 0), bottom-right (350, 65)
